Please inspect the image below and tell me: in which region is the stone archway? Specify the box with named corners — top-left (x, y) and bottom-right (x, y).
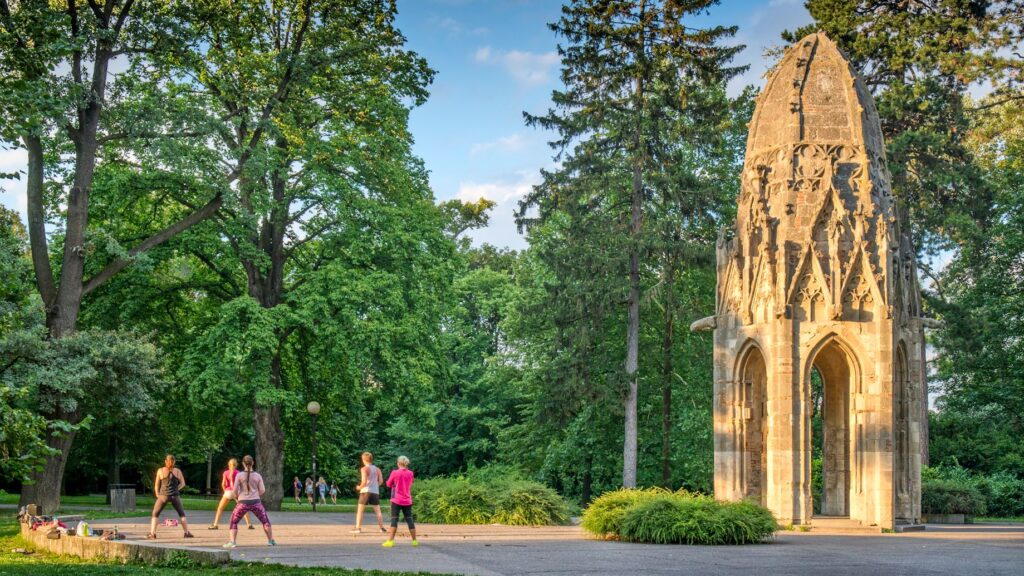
top-left (894, 343), bottom-right (912, 519)
top-left (738, 344), bottom-right (768, 505)
top-left (808, 339), bottom-right (854, 517)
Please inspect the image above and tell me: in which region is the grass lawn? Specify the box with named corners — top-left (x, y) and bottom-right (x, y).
top-left (975, 517), bottom-right (1024, 523)
top-left (0, 514), bottom-right (446, 576)
top-left (0, 492), bottom-right (382, 517)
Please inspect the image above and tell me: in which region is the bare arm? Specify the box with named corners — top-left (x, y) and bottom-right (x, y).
top-left (153, 470), bottom-right (160, 498)
top-left (355, 467), bottom-right (369, 491)
top-left (176, 468), bottom-right (187, 491)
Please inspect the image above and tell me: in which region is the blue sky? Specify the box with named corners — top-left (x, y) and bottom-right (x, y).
top-left (0, 0), bottom-right (813, 250)
top-left (392, 0), bottom-right (813, 249)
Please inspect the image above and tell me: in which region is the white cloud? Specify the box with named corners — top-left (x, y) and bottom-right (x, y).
top-left (474, 45), bottom-right (560, 87)
top-left (455, 170), bottom-right (540, 249)
top-left (469, 133), bottom-right (527, 156)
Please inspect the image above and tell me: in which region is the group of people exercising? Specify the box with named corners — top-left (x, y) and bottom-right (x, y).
top-left (148, 452), bottom-right (417, 548)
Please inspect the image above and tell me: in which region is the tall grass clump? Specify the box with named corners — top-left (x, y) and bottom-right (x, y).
top-left (413, 467), bottom-right (571, 526)
top-left (583, 488), bottom-right (777, 545)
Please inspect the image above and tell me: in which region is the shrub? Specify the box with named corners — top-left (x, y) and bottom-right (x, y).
top-left (921, 478), bottom-right (987, 516)
top-left (580, 487), bottom-right (668, 536)
top-left (982, 473), bottom-right (1024, 518)
top-left (493, 482), bottom-right (571, 526)
top-left (413, 469), bottom-right (572, 526)
top-left (584, 488), bottom-right (777, 545)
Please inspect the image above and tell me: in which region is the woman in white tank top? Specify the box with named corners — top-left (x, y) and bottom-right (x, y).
top-left (350, 451), bottom-right (387, 534)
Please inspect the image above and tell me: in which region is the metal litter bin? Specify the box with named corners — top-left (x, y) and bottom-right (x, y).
top-left (109, 483), bottom-right (136, 512)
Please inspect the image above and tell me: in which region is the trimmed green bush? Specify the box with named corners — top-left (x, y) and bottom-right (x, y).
top-left (413, 469), bottom-right (571, 526)
top-left (583, 488), bottom-right (777, 545)
top-left (580, 488), bottom-right (669, 536)
top-left (921, 478), bottom-right (987, 516)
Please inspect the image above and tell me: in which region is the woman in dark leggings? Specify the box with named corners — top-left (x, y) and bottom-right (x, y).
top-left (147, 454), bottom-right (194, 539)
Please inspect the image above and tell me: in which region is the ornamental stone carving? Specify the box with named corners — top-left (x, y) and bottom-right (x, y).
top-left (698, 33), bottom-right (926, 531)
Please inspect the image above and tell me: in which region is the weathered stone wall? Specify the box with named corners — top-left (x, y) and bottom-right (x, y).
top-left (19, 522), bottom-right (229, 566)
top-left (710, 32), bottom-right (925, 530)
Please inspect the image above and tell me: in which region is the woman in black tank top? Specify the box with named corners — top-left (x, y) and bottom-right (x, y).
top-left (147, 454), bottom-right (194, 539)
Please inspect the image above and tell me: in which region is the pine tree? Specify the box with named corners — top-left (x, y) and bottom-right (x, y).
top-left (518, 0), bottom-right (743, 488)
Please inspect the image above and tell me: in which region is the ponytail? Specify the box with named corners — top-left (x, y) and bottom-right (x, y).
top-left (241, 455), bottom-right (255, 493)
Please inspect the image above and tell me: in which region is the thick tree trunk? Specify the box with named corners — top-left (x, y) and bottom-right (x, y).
top-left (254, 401), bottom-right (285, 510)
top-left (19, 427), bottom-right (77, 513)
top-left (205, 451), bottom-right (213, 495)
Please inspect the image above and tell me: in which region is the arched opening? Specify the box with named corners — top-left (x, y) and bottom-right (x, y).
top-left (738, 345), bottom-right (768, 505)
top-left (809, 339), bottom-right (853, 516)
top-left (894, 343), bottom-right (911, 519)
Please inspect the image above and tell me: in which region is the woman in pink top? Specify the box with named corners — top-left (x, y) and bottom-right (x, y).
top-left (382, 455), bottom-right (417, 548)
top-left (209, 458), bottom-right (252, 530)
top-left (223, 455), bottom-right (276, 548)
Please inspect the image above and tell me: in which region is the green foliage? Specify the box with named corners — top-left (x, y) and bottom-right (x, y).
top-left (923, 465), bottom-right (1024, 518)
top-left (921, 479), bottom-right (987, 516)
top-left (413, 468), bottom-right (571, 526)
top-left (583, 488), bottom-right (777, 545)
top-left (580, 488), bottom-right (665, 536)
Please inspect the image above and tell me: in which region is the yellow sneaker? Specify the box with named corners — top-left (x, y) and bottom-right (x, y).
top-left (411, 539), bottom-right (419, 547)
top-left (381, 540), bottom-right (394, 548)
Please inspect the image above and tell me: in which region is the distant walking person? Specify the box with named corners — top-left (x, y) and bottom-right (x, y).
top-left (146, 454), bottom-right (194, 539)
top-left (293, 476), bottom-right (303, 505)
top-left (317, 476), bottom-right (328, 505)
top-left (350, 452), bottom-right (386, 534)
top-left (382, 456), bottom-right (417, 548)
top-left (305, 477), bottom-right (314, 505)
top-left (330, 482), bottom-right (338, 505)
top-left (209, 458), bottom-right (253, 530)
top-left (222, 455), bottom-right (276, 548)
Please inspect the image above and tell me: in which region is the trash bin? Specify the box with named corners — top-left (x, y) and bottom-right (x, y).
top-left (109, 484), bottom-right (136, 512)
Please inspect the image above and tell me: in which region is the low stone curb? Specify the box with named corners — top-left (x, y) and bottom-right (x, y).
top-left (19, 522), bottom-right (230, 566)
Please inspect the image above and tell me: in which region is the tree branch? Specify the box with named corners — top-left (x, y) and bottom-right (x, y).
top-left (81, 194), bottom-right (223, 296)
top-left (22, 136), bottom-right (57, 306)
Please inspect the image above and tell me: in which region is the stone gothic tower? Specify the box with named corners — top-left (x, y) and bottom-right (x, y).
top-left (700, 32), bottom-right (925, 530)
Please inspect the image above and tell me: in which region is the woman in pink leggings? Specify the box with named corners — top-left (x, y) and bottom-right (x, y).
top-left (222, 455), bottom-right (276, 548)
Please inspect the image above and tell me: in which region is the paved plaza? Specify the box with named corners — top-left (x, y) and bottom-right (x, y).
top-left (90, 511), bottom-right (1024, 575)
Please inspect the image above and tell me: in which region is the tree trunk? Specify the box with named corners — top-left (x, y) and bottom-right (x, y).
top-left (19, 426), bottom-right (77, 513)
top-left (661, 257), bottom-right (676, 487)
top-left (623, 59), bottom-right (645, 488)
top-left (582, 452), bottom-right (593, 506)
top-left (254, 400), bottom-right (285, 510)
top-left (205, 451), bottom-right (213, 495)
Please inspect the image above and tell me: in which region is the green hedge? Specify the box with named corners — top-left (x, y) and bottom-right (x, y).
top-left (413, 469), bottom-right (571, 526)
top-left (922, 465), bottom-right (1024, 517)
top-left (582, 488), bottom-right (777, 545)
top-left (921, 478), bottom-right (987, 515)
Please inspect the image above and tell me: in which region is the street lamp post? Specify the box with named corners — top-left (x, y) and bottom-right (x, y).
top-left (307, 401), bottom-right (321, 512)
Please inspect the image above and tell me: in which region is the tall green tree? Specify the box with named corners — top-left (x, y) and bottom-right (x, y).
top-left (518, 0), bottom-right (743, 487)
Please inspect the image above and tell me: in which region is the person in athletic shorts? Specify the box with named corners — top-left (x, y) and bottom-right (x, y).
top-left (209, 458), bottom-right (252, 530)
top-left (147, 454), bottom-right (194, 539)
top-left (350, 452), bottom-right (386, 533)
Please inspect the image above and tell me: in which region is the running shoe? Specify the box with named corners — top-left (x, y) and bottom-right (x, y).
top-left (381, 540), bottom-right (394, 548)
top-left (207, 525), bottom-right (218, 530)
top-left (222, 541), bottom-right (237, 549)
top-left (267, 540), bottom-right (277, 546)
top-left (145, 533), bottom-right (156, 540)
top-left (248, 524), bottom-right (255, 530)
top-left (349, 529), bottom-right (362, 534)
top-left (411, 539), bottom-right (419, 547)
top-left (183, 532), bottom-right (194, 538)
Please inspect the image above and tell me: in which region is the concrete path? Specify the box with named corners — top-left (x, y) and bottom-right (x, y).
top-left (90, 511), bottom-right (1024, 576)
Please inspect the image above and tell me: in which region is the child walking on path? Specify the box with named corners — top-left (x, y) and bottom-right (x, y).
top-left (382, 455), bottom-right (416, 548)
top-left (209, 458), bottom-right (252, 530)
top-left (222, 455), bottom-right (276, 548)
